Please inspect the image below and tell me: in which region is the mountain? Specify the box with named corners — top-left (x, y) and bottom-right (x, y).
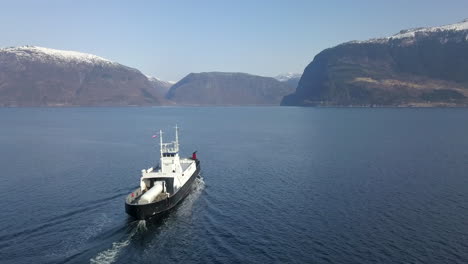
top-left (166, 72), bottom-right (294, 105)
top-left (274, 73), bottom-right (302, 90)
top-left (147, 76), bottom-right (174, 98)
top-left (282, 19), bottom-right (468, 106)
top-left (274, 73), bottom-right (302, 82)
top-left (0, 46), bottom-right (168, 106)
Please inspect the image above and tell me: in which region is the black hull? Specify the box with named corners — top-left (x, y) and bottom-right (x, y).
top-left (125, 160), bottom-right (200, 220)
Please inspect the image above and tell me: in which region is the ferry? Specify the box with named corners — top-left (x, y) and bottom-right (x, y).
top-left (125, 126), bottom-right (200, 219)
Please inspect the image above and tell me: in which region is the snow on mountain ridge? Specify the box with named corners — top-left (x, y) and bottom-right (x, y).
top-left (349, 19), bottom-right (468, 44)
top-left (1, 46), bottom-right (175, 84)
top-left (274, 73), bottom-right (302, 82)
top-left (146, 75), bottom-right (161, 81)
top-left (0, 46), bottom-right (118, 65)
top-left (146, 75), bottom-right (175, 85)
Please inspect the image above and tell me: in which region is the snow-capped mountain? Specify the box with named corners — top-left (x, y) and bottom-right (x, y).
top-left (146, 76), bottom-right (174, 98)
top-left (0, 46), bottom-right (170, 106)
top-left (283, 19), bottom-right (468, 107)
top-left (274, 73), bottom-right (302, 90)
top-left (350, 19), bottom-right (468, 44)
top-left (1, 46), bottom-right (119, 66)
top-left (146, 75), bottom-right (175, 86)
top-left (274, 73), bottom-right (302, 82)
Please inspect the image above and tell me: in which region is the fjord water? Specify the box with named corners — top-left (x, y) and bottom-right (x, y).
top-left (0, 107), bottom-right (467, 264)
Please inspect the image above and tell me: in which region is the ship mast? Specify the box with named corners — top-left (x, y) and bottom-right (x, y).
top-left (175, 124), bottom-right (179, 152)
top-left (159, 129), bottom-right (163, 158)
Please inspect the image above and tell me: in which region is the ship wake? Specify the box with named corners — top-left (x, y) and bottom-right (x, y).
top-left (90, 177), bottom-right (205, 264)
top-left (89, 220), bottom-right (147, 264)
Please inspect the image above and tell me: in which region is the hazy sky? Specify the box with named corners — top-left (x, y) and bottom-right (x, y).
top-left (1, 0), bottom-right (467, 81)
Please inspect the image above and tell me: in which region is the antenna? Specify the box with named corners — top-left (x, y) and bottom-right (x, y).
top-left (159, 129), bottom-right (163, 158)
top-left (175, 124), bottom-right (179, 152)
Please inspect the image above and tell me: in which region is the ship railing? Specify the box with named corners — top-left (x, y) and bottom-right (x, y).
top-left (161, 142), bottom-right (179, 153)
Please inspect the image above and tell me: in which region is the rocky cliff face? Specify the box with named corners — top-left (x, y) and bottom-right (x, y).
top-left (0, 46), bottom-right (168, 106)
top-left (282, 19), bottom-right (468, 106)
top-left (166, 72), bottom-right (294, 105)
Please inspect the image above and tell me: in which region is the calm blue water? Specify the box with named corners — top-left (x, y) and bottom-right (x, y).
top-left (0, 107), bottom-right (467, 264)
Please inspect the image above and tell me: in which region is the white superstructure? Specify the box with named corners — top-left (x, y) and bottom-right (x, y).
top-left (137, 125), bottom-right (197, 204)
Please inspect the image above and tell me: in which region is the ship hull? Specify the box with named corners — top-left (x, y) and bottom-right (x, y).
top-left (125, 160), bottom-right (200, 220)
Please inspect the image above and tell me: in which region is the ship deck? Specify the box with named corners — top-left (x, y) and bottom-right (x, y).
top-left (126, 188), bottom-right (168, 205)
top-left (181, 162), bottom-right (191, 172)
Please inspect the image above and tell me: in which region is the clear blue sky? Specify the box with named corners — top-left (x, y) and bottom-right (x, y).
top-left (1, 0), bottom-right (467, 81)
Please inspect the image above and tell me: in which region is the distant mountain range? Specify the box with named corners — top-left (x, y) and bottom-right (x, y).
top-left (0, 46), bottom-right (295, 106)
top-left (282, 19), bottom-right (468, 107)
top-left (3, 19), bottom-right (468, 108)
top-left (166, 72), bottom-right (294, 105)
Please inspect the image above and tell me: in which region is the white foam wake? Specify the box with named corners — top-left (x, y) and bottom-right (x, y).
top-left (184, 176), bottom-right (206, 206)
top-left (89, 220), bottom-right (147, 264)
top-left (194, 175), bottom-right (206, 193)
